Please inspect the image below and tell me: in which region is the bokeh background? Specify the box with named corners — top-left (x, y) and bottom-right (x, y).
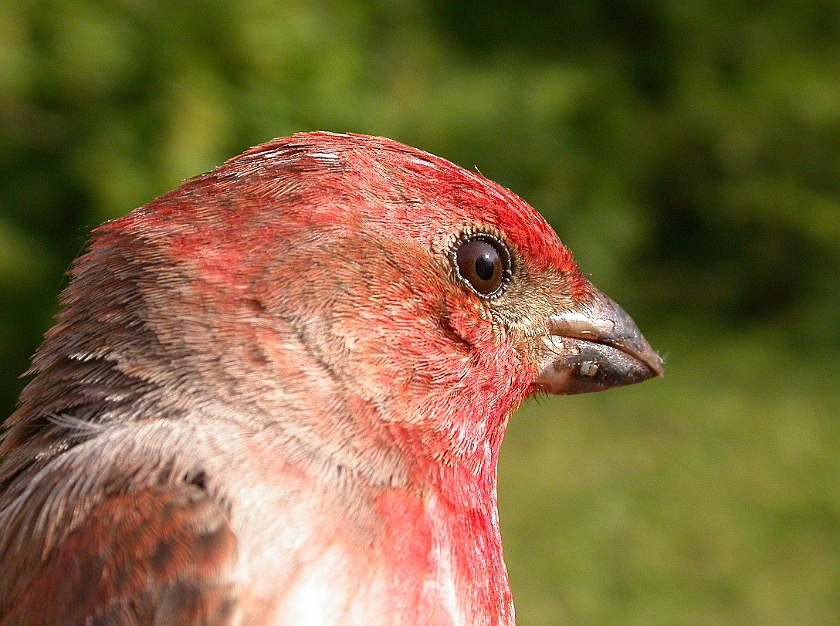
top-left (2, 1), bottom-right (839, 624)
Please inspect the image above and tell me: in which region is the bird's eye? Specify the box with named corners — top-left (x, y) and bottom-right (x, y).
top-left (454, 235), bottom-right (511, 298)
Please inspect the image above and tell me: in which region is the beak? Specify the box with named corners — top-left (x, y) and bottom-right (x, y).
top-left (535, 288), bottom-right (664, 395)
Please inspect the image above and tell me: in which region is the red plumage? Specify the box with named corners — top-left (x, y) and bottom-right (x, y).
top-left (0, 132), bottom-right (661, 625)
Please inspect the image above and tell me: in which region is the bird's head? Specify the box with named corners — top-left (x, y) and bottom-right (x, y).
top-left (16, 132), bottom-right (661, 487)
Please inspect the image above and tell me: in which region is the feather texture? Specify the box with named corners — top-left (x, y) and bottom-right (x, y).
top-left (0, 132), bottom-right (661, 625)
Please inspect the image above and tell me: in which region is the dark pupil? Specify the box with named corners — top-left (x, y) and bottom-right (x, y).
top-left (456, 238), bottom-right (504, 296)
top-left (474, 253), bottom-right (495, 281)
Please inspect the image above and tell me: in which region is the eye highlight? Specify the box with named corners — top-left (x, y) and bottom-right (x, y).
top-left (453, 234), bottom-right (511, 298)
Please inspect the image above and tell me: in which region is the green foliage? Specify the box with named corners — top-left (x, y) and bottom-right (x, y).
top-left (1, 1), bottom-right (838, 623)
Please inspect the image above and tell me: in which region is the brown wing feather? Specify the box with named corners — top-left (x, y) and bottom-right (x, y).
top-left (0, 484), bottom-right (239, 626)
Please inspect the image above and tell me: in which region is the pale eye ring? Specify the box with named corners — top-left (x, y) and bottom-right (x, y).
top-left (452, 234), bottom-right (511, 298)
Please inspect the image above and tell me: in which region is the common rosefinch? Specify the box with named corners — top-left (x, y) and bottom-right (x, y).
top-left (0, 132), bottom-right (662, 625)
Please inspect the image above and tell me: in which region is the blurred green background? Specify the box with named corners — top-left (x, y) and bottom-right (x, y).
top-left (1, 0), bottom-right (839, 623)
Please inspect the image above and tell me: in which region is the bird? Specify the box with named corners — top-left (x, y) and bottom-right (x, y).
top-left (0, 132), bottom-right (662, 625)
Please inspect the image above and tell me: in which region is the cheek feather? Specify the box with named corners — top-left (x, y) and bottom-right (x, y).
top-left (438, 293), bottom-right (495, 348)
